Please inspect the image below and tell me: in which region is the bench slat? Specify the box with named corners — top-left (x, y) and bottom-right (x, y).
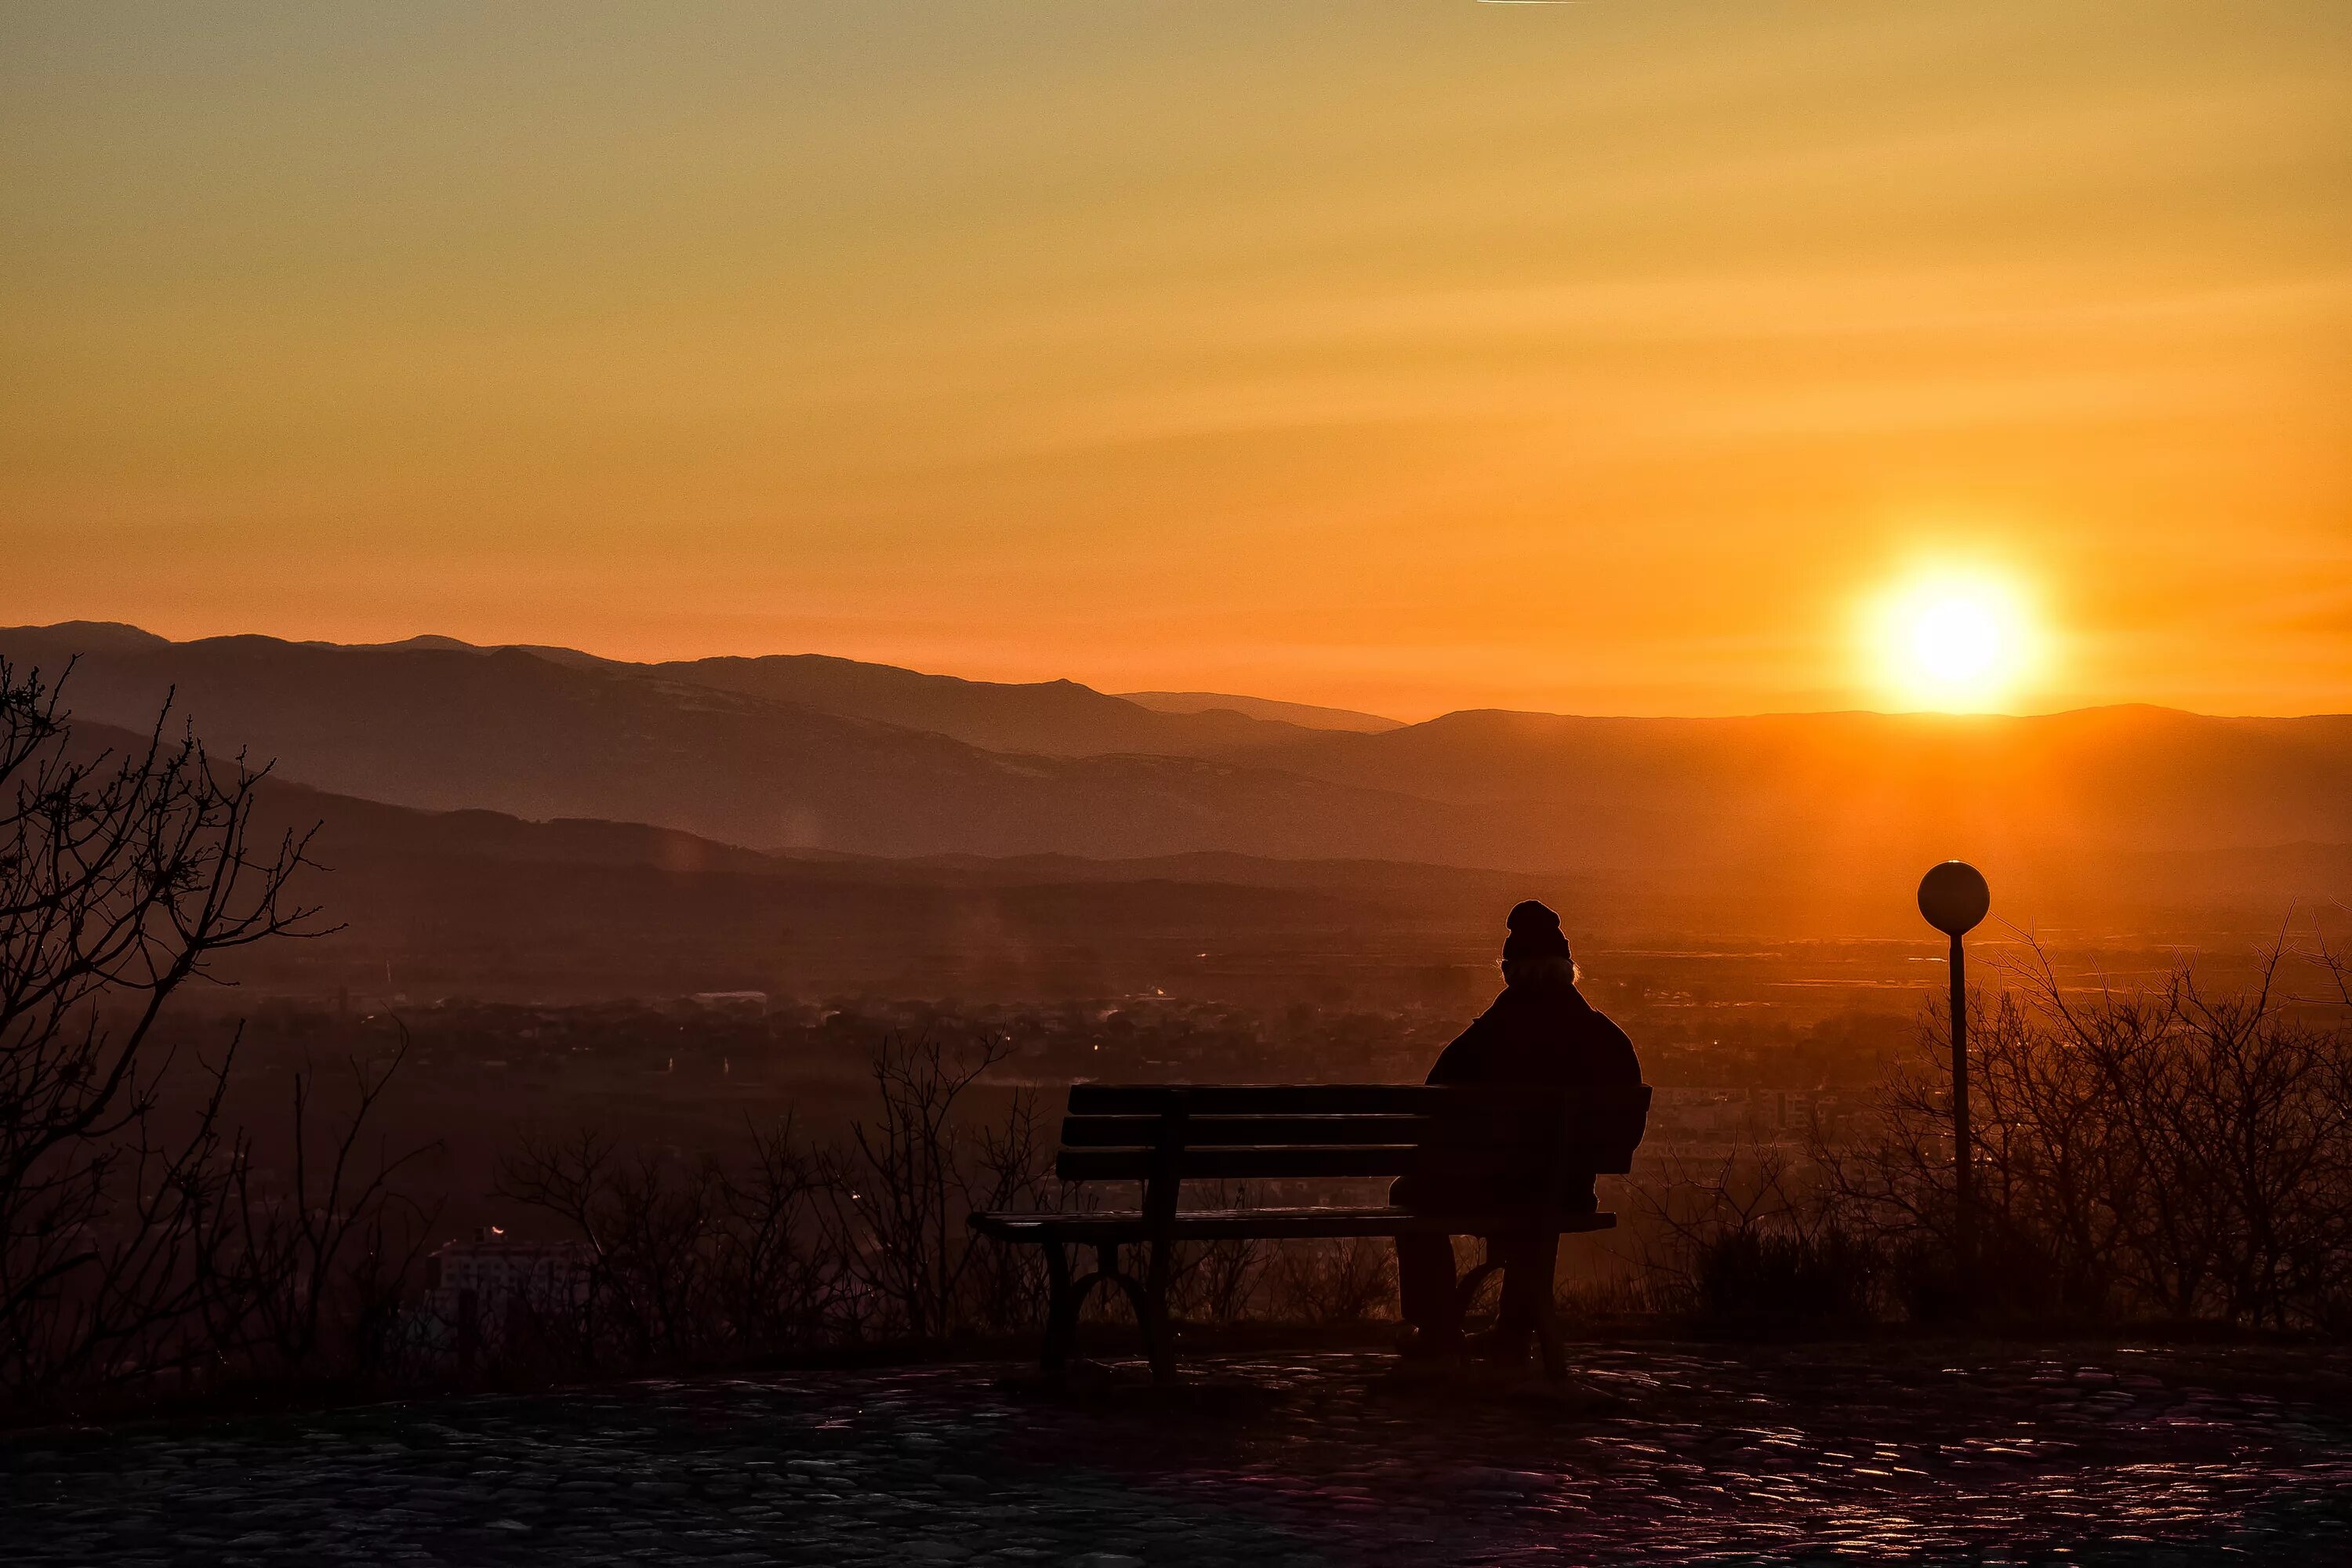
top-left (1068, 1083), bottom-right (1543, 1116)
top-left (1058, 1113), bottom-right (1512, 1149)
top-left (971, 1206), bottom-right (1618, 1242)
top-left (1057, 1144), bottom-right (1537, 1182)
top-left (1054, 1086), bottom-right (1651, 1175)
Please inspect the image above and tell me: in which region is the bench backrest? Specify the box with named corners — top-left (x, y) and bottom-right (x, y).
top-left (1054, 1082), bottom-right (1650, 1189)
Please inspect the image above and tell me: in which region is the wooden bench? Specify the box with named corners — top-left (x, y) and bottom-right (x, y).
top-left (969, 1081), bottom-right (1650, 1382)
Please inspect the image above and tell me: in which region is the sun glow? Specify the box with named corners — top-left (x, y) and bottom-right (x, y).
top-left (1864, 568), bottom-right (2044, 712)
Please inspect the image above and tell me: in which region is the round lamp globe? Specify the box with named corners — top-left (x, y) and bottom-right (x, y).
top-left (1918, 861), bottom-right (1991, 936)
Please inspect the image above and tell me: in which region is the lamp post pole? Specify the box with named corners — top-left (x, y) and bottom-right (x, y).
top-left (1948, 923), bottom-right (1970, 1274)
top-left (1918, 861), bottom-right (1990, 1287)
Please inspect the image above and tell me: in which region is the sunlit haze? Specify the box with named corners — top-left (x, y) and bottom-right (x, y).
top-left (5, 3), bottom-right (2349, 718)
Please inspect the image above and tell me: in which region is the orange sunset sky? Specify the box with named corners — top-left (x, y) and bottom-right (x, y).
top-left (5, 2), bottom-right (2349, 719)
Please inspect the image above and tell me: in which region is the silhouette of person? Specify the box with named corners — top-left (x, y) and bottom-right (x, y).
top-left (1392, 899), bottom-right (1641, 1360)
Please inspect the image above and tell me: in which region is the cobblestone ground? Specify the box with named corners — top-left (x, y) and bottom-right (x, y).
top-left (7, 1342), bottom-right (2352, 1565)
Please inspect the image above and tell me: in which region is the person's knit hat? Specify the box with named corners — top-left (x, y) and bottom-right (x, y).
top-left (1502, 899), bottom-right (1572, 962)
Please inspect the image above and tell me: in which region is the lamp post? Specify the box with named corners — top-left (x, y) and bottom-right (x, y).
top-left (1918, 860), bottom-right (1990, 1285)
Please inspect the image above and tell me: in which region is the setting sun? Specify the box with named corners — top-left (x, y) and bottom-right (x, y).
top-left (1866, 570), bottom-right (2044, 713)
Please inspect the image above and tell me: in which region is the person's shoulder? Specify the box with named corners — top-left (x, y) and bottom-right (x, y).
top-left (1581, 1001), bottom-right (1637, 1034)
top-left (1581, 995), bottom-right (1632, 1036)
top-left (1428, 996), bottom-right (1509, 1083)
top-left (1576, 997), bottom-right (1642, 1079)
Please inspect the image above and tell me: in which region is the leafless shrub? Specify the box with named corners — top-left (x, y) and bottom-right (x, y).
top-left (1163, 1184), bottom-right (1268, 1326)
top-left (1264, 1236), bottom-right (1396, 1325)
top-left (493, 1034), bottom-right (1052, 1368)
top-left (495, 1131), bottom-right (732, 1366)
top-left (824, 1033), bottom-right (1054, 1341)
top-left (713, 1114), bottom-right (839, 1348)
top-left (0, 661), bottom-right (343, 1406)
top-left (211, 1036), bottom-right (441, 1384)
top-left (1825, 938), bottom-right (2352, 1330)
top-left (1552, 1272), bottom-right (1667, 1327)
top-left (1627, 1142), bottom-right (1877, 1325)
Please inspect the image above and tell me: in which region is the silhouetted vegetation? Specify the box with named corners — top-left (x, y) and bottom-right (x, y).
top-left (1625, 942), bottom-right (2352, 1332)
top-left (1824, 944), bottom-right (2352, 1330)
top-left (488, 1122), bottom-right (834, 1370)
top-left (0, 664), bottom-right (427, 1410)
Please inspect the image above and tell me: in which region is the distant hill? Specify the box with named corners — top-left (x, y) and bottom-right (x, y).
top-left (0, 626), bottom-right (1463, 861)
top-left (6, 624), bottom-right (2349, 940)
top-left (168, 739), bottom-right (1562, 1001)
top-left (635, 654), bottom-right (1319, 756)
top-left (207, 760), bottom-right (2352, 998)
top-left (5, 626), bottom-right (1332, 758)
top-left (1119, 691), bottom-right (1402, 733)
top-left (1221, 703), bottom-right (2352, 884)
top-left (24, 710), bottom-right (2345, 1004)
top-left (9, 619), bottom-right (170, 655)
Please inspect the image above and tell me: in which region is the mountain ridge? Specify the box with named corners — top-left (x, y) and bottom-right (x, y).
top-left (27, 713), bottom-right (2350, 1004)
top-left (6, 625), bottom-right (2350, 901)
top-left (1117, 690), bottom-right (1402, 733)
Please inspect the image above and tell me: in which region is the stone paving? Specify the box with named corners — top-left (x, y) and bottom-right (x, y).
top-left (6, 1341), bottom-right (2351, 1564)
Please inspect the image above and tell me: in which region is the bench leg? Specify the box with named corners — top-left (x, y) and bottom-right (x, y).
top-left (1041, 1239), bottom-right (1078, 1374)
top-left (1142, 1236), bottom-right (1175, 1385)
top-left (1079, 1241), bottom-right (1172, 1384)
top-left (1095, 1241), bottom-right (1171, 1384)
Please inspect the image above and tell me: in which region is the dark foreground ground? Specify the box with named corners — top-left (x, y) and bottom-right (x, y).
top-left (6, 1341), bottom-right (2351, 1565)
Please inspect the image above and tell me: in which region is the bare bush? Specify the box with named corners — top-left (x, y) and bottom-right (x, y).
top-left (715, 1114), bottom-right (839, 1349)
top-left (493, 1036), bottom-right (1051, 1369)
top-left (212, 1037), bottom-right (441, 1384)
top-left (1163, 1184), bottom-right (1269, 1327)
top-left (495, 1131), bottom-right (733, 1366)
top-left (1265, 1236), bottom-right (1396, 1325)
top-left (1629, 1143), bottom-right (1877, 1325)
top-left (826, 1033), bottom-right (1054, 1341)
top-left (1827, 940), bottom-right (2352, 1330)
top-left (0, 661), bottom-right (338, 1404)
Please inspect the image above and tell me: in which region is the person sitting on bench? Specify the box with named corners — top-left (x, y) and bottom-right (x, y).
top-left (1393, 899), bottom-right (1642, 1361)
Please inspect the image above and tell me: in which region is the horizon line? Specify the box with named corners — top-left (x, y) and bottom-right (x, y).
top-left (7, 617), bottom-right (2347, 728)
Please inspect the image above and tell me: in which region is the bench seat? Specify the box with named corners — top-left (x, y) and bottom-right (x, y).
top-left (969, 1080), bottom-right (1648, 1382)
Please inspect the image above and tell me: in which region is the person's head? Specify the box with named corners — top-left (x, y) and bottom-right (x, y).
top-left (1500, 899), bottom-right (1577, 989)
